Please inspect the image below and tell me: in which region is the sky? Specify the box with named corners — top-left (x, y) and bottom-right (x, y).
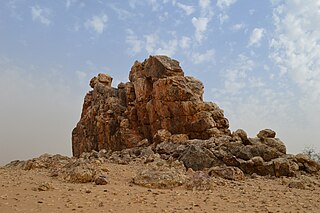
top-left (1, 0), bottom-right (320, 165)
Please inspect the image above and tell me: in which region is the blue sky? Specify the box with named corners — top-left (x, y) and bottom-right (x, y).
top-left (1, 0), bottom-right (320, 164)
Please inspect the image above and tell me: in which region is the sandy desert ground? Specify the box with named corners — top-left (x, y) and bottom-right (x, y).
top-left (1, 159), bottom-right (320, 213)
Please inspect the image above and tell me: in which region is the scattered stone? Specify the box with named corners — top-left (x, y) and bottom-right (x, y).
top-left (288, 180), bottom-right (306, 190)
top-left (37, 182), bottom-right (53, 191)
top-left (95, 175), bottom-right (108, 185)
top-left (185, 170), bottom-right (216, 191)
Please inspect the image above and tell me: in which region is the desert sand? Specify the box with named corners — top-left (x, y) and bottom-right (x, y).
top-left (1, 159), bottom-right (320, 213)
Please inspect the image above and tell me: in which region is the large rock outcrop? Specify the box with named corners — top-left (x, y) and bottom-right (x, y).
top-left (71, 55), bottom-right (320, 179)
top-left (72, 55), bottom-right (230, 157)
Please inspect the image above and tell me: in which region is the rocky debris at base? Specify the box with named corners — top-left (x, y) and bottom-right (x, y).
top-left (4, 154), bottom-right (108, 184)
top-left (4, 137), bottom-right (320, 190)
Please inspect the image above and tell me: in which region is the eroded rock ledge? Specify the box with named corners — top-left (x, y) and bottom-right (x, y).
top-left (71, 55), bottom-right (320, 179)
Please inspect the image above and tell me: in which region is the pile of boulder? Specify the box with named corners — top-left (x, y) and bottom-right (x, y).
top-left (70, 55), bottom-right (320, 183)
top-left (5, 153), bottom-right (108, 184)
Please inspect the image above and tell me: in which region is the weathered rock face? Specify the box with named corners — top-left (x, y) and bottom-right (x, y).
top-left (72, 55), bottom-right (230, 157)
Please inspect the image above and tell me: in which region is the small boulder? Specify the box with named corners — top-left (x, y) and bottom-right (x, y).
top-left (132, 159), bottom-right (187, 189)
top-left (273, 158), bottom-right (299, 177)
top-left (208, 166), bottom-right (245, 181)
top-left (95, 175), bottom-right (108, 185)
top-left (257, 129), bottom-right (276, 139)
top-left (233, 129), bottom-right (251, 145)
top-left (170, 134), bottom-right (189, 143)
top-left (179, 144), bottom-right (222, 171)
top-left (263, 138), bottom-right (286, 154)
top-left (185, 170), bottom-right (216, 191)
top-left (288, 180), bottom-right (306, 190)
top-left (36, 182), bottom-right (54, 191)
top-left (294, 154), bottom-right (320, 174)
top-left (153, 129), bottom-right (172, 144)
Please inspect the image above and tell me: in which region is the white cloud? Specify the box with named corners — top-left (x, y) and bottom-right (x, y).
top-left (110, 4), bottom-right (133, 20)
top-left (155, 39), bottom-right (178, 57)
top-left (66, 0), bottom-right (77, 9)
top-left (210, 53), bottom-right (313, 153)
top-left (216, 0), bottom-right (237, 10)
top-left (199, 0), bottom-right (214, 17)
top-left (248, 28), bottom-right (265, 46)
top-left (191, 49), bottom-right (214, 64)
top-left (125, 31), bottom-right (178, 57)
top-left (179, 36), bottom-right (191, 49)
top-left (159, 11), bottom-right (169, 21)
top-left (176, 2), bottom-right (194, 15)
top-left (199, 0), bottom-right (210, 9)
top-left (147, 0), bottom-right (160, 11)
top-left (249, 9), bottom-right (255, 15)
top-left (192, 17), bottom-right (209, 43)
top-left (129, 0), bottom-right (140, 9)
top-left (145, 34), bottom-right (159, 53)
top-left (270, 1), bottom-right (320, 107)
top-left (216, 0), bottom-right (236, 26)
top-left (218, 13), bottom-right (229, 24)
top-left (31, 5), bottom-right (52, 26)
top-left (221, 54), bottom-right (255, 95)
top-left (7, 0), bottom-right (22, 20)
top-left (125, 29), bottom-right (143, 54)
top-left (85, 14), bottom-right (108, 34)
top-left (65, 0), bottom-right (85, 9)
top-left (230, 23), bottom-right (244, 31)
top-left (75, 70), bottom-right (87, 80)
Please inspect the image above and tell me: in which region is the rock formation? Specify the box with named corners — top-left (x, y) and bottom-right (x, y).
top-left (71, 55), bottom-right (320, 179)
top-left (72, 55), bottom-right (229, 157)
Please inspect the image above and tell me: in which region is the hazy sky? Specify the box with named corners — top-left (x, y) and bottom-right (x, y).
top-left (1, 0), bottom-right (320, 165)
